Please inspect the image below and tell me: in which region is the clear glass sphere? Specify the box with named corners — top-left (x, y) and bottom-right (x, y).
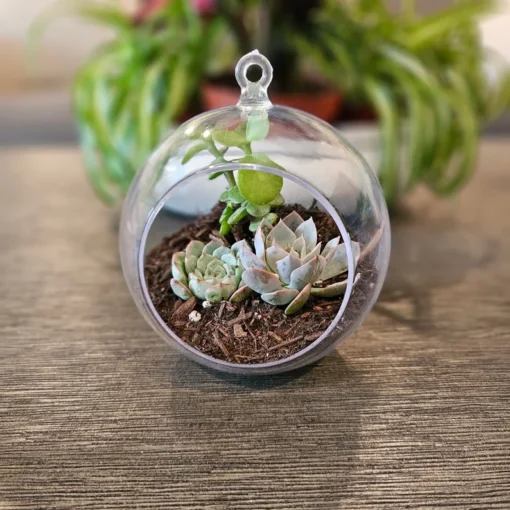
top-left (120, 51), bottom-right (390, 375)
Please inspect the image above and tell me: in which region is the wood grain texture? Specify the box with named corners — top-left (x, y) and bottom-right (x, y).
top-left (0, 142), bottom-right (509, 509)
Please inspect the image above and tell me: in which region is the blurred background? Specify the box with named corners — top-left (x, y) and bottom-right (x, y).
top-left (1, 0), bottom-right (509, 207)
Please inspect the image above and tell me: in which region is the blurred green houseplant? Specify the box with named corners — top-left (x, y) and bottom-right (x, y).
top-left (31, 0), bottom-right (510, 207)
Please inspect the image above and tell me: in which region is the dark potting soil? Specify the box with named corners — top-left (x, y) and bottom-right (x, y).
top-left (144, 204), bottom-right (369, 364)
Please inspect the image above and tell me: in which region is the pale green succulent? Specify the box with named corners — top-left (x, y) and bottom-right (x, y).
top-left (170, 239), bottom-right (251, 303)
top-left (238, 211), bottom-right (360, 315)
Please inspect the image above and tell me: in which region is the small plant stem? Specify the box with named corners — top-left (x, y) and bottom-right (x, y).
top-left (224, 171), bottom-right (237, 188)
top-left (205, 139), bottom-right (224, 159)
top-left (205, 138), bottom-right (236, 188)
top-left (242, 143), bottom-right (253, 156)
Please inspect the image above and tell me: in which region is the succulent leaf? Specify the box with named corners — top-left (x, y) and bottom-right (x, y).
top-left (221, 252), bottom-right (237, 266)
top-left (186, 240), bottom-right (204, 259)
top-left (222, 282), bottom-right (238, 300)
top-left (275, 251), bottom-right (302, 285)
top-left (352, 241), bottom-right (361, 265)
top-left (189, 277), bottom-right (210, 300)
top-left (289, 255), bottom-right (326, 290)
top-left (310, 273), bottom-right (360, 298)
top-left (291, 236), bottom-right (306, 258)
top-left (235, 264), bottom-right (244, 284)
top-left (320, 241), bottom-right (360, 281)
top-left (196, 253), bottom-right (215, 273)
top-left (230, 284), bottom-right (252, 303)
top-left (231, 240), bottom-right (250, 255)
top-left (285, 283), bottom-right (312, 315)
top-left (261, 288), bottom-right (299, 306)
top-left (203, 241), bottom-right (223, 255)
top-left (205, 284), bottom-right (223, 303)
top-left (221, 274), bottom-right (238, 287)
top-left (282, 211), bottom-right (304, 231)
top-left (254, 220), bottom-right (271, 259)
top-left (185, 254), bottom-right (198, 274)
top-left (243, 267), bottom-right (283, 294)
top-left (171, 251), bottom-right (187, 283)
top-left (170, 278), bottom-right (193, 300)
top-left (322, 237), bottom-right (340, 258)
top-left (266, 220), bottom-right (296, 249)
top-left (303, 242), bottom-right (322, 263)
top-left (205, 276), bottom-right (237, 302)
top-left (238, 247), bottom-right (266, 271)
top-left (265, 243), bottom-right (289, 273)
top-left (295, 217), bottom-right (317, 253)
top-left (212, 246), bottom-right (231, 259)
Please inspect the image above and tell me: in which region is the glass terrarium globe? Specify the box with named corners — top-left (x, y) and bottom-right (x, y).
top-left (120, 51), bottom-right (390, 375)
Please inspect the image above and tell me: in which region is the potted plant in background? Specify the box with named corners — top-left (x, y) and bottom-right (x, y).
top-left (31, 0), bottom-right (510, 209)
top-left (198, 0), bottom-right (343, 121)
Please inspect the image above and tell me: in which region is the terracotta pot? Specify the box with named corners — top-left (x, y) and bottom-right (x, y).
top-left (201, 82), bottom-right (343, 123)
top-left (341, 101), bottom-right (378, 122)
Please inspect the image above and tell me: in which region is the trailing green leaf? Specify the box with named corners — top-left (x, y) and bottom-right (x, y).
top-left (246, 112), bottom-right (270, 142)
top-left (182, 142), bottom-right (208, 164)
top-left (431, 69), bottom-right (479, 194)
top-left (209, 170), bottom-right (225, 180)
top-left (227, 186), bottom-right (245, 204)
top-left (406, 0), bottom-right (496, 50)
top-left (227, 204), bottom-right (248, 225)
top-left (212, 127), bottom-right (247, 147)
top-left (220, 203), bottom-right (234, 223)
top-left (269, 194), bottom-right (285, 207)
top-left (237, 170), bottom-right (283, 206)
top-left (364, 80), bottom-right (399, 204)
top-left (246, 203), bottom-right (271, 217)
top-left (237, 153), bottom-right (286, 171)
top-left (219, 221), bottom-right (232, 236)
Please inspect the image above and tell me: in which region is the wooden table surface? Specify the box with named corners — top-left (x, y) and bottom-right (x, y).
top-left (1, 141), bottom-right (509, 509)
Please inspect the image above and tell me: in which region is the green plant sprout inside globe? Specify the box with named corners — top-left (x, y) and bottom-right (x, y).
top-left (120, 51), bottom-right (391, 375)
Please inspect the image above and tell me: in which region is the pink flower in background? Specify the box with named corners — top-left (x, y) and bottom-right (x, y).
top-left (133, 0), bottom-right (167, 22)
top-left (192, 0), bottom-right (217, 15)
top-left (134, 0), bottom-right (217, 22)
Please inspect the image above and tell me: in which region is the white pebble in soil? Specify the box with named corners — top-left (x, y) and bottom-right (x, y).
top-left (189, 310), bottom-right (202, 322)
